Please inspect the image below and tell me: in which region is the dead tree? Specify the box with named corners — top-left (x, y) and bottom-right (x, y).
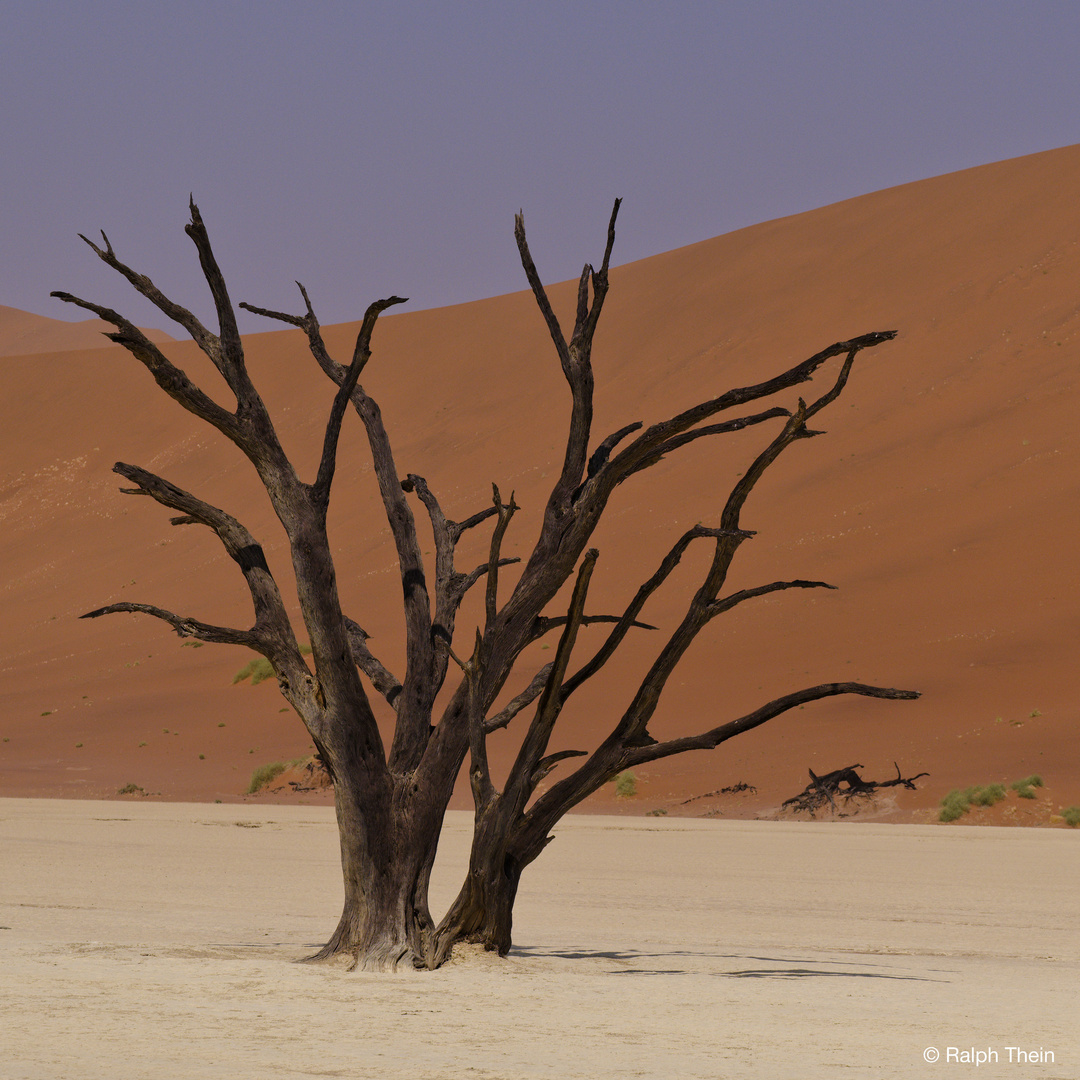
top-left (781, 763), bottom-right (929, 817)
top-left (55, 198), bottom-right (919, 970)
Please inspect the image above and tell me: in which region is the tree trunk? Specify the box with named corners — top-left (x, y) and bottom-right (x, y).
top-left (432, 800), bottom-right (553, 962)
top-left (433, 837), bottom-right (523, 963)
top-left (307, 765), bottom-right (446, 971)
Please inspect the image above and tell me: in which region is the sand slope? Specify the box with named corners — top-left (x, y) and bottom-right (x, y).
top-left (0, 304), bottom-right (173, 357)
top-left (2, 800), bottom-right (1076, 1079)
top-left (2, 144), bottom-right (1080, 815)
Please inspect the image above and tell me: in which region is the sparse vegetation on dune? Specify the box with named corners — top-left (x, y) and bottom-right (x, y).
top-left (970, 783), bottom-right (1007, 807)
top-left (940, 784), bottom-right (1005, 821)
top-left (246, 758), bottom-right (308, 794)
top-left (233, 657), bottom-right (276, 686)
top-left (233, 644), bottom-right (312, 686)
top-left (940, 776), bottom-right (1048, 822)
top-left (1010, 775), bottom-right (1044, 800)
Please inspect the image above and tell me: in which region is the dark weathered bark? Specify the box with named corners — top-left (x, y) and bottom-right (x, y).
top-left (59, 198), bottom-right (919, 971)
top-left (781, 763), bottom-right (930, 817)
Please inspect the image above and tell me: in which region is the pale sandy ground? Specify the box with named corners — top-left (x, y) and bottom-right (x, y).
top-left (2, 800), bottom-right (1076, 1080)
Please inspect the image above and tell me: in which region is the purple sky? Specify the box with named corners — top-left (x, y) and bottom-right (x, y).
top-left (4, 1), bottom-right (1080, 334)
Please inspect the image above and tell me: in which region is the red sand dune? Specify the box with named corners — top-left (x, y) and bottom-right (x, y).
top-left (0, 305), bottom-right (173, 357)
top-left (2, 145), bottom-right (1079, 822)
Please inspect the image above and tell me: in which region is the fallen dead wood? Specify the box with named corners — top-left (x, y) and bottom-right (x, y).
top-left (781, 762), bottom-right (928, 817)
top-left (679, 781), bottom-right (757, 805)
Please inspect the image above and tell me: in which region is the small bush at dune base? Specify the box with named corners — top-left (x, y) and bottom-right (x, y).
top-left (614, 771), bottom-right (637, 798)
top-left (1010, 775), bottom-right (1044, 800)
top-left (247, 758), bottom-right (308, 794)
top-left (939, 783), bottom-right (1008, 822)
top-left (969, 783), bottom-right (1006, 807)
top-left (247, 761), bottom-right (288, 794)
top-left (939, 789), bottom-right (972, 822)
top-left (940, 776), bottom-right (1052, 822)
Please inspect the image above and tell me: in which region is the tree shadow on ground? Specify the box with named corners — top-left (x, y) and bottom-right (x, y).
top-left (510, 944), bottom-right (949, 981)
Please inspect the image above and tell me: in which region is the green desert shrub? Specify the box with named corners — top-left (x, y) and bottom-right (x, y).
top-left (939, 788), bottom-right (973, 822)
top-left (939, 783), bottom-right (1008, 822)
top-left (970, 783), bottom-right (1006, 807)
top-left (247, 761), bottom-right (288, 793)
top-left (246, 757), bottom-right (307, 794)
top-left (233, 657), bottom-right (276, 686)
top-left (1010, 775), bottom-right (1044, 800)
top-left (117, 783), bottom-right (144, 796)
top-left (1060, 806), bottom-right (1080, 828)
top-left (233, 644), bottom-right (312, 686)
top-left (614, 771), bottom-right (637, 798)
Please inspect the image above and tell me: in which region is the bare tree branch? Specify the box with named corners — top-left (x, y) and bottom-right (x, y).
top-left (518, 683), bottom-right (920, 853)
top-left (310, 328), bottom-right (373, 511)
top-left (531, 748), bottom-right (588, 787)
top-left (514, 200), bottom-right (621, 518)
top-left (528, 613), bottom-right (657, 642)
top-left (54, 203), bottom-right (303, 489)
top-left (601, 332), bottom-right (896, 491)
top-left (514, 212), bottom-right (572, 375)
top-left (450, 504), bottom-right (500, 540)
top-left (572, 421), bottom-right (642, 500)
top-left (781, 762), bottom-right (930, 816)
top-left (80, 601), bottom-right (261, 649)
top-left (49, 291), bottom-right (240, 439)
top-left (103, 462), bottom-right (318, 709)
top-left (72, 226), bottom-right (225, 369)
top-left (484, 662), bottom-right (555, 733)
top-left (623, 683), bottom-right (922, 769)
top-left (111, 462), bottom-right (291, 631)
top-left (707, 579), bottom-right (837, 619)
top-left (624, 406), bottom-right (792, 476)
top-left (69, 196), bottom-right (915, 971)
top-left (459, 557), bottom-right (521, 597)
top-left (498, 338), bottom-right (901, 846)
top-left (577, 198), bottom-right (620, 347)
top-left (344, 619), bottom-right (403, 710)
top-left (484, 485), bottom-right (519, 634)
top-left (561, 525), bottom-right (749, 699)
top-left (402, 474), bottom-right (499, 666)
top-left (241, 282), bottom-right (339, 378)
top-left (184, 198), bottom-right (246, 381)
top-left (243, 288), bottom-right (427, 768)
top-left (596, 405), bottom-right (833, 753)
top-left (503, 549), bottom-right (599, 813)
top-left (460, 631), bottom-right (495, 809)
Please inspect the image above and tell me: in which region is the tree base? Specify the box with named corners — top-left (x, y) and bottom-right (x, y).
top-left (300, 937), bottom-right (423, 972)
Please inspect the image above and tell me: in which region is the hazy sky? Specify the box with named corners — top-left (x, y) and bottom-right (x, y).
top-left (4, 1), bottom-right (1079, 333)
